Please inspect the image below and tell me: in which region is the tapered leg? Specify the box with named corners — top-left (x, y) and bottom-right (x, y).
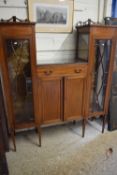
top-left (11, 128), bottom-right (16, 151)
top-left (73, 120), bottom-right (76, 125)
top-left (37, 126), bottom-right (41, 147)
top-left (82, 119), bottom-right (86, 137)
top-left (102, 115), bottom-right (106, 133)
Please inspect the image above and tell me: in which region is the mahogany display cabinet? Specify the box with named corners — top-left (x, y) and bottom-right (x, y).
top-left (76, 21), bottom-right (117, 136)
top-left (0, 17), bottom-right (117, 148)
top-left (0, 17), bottom-right (41, 151)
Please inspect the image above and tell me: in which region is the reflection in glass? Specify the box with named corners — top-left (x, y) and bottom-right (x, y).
top-left (78, 34), bottom-right (89, 62)
top-left (90, 39), bottom-right (112, 112)
top-left (6, 39), bottom-right (34, 124)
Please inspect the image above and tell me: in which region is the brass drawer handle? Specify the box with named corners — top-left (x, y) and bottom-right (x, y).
top-left (44, 70), bottom-right (53, 75)
top-left (74, 69), bottom-right (82, 73)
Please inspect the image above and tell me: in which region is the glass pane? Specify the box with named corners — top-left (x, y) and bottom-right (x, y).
top-left (77, 34), bottom-right (89, 62)
top-left (5, 39), bottom-right (34, 124)
top-left (90, 39), bottom-right (112, 112)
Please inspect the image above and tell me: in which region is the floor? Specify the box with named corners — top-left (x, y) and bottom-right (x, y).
top-left (6, 118), bottom-right (115, 175)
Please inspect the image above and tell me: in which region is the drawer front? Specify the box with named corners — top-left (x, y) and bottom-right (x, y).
top-left (36, 64), bottom-right (88, 78)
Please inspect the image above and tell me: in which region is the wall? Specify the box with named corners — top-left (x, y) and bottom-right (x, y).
top-left (0, 0), bottom-right (112, 64)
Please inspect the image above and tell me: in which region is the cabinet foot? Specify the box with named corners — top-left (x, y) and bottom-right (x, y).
top-left (82, 119), bottom-right (86, 137)
top-left (102, 115), bottom-right (106, 133)
top-left (73, 120), bottom-right (76, 125)
top-left (11, 129), bottom-right (16, 151)
top-left (37, 126), bottom-right (41, 147)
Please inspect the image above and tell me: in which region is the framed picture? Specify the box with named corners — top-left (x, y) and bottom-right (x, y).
top-left (28, 0), bottom-right (74, 33)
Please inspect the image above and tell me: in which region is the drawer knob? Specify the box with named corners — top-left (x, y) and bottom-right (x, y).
top-left (44, 70), bottom-right (53, 75)
top-left (74, 69), bottom-right (82, 73)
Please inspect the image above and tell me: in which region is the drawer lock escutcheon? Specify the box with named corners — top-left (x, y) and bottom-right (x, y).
top-left (44, 70), bottom-right (53, 75)
top-left (74, 69), bottom-right (82, 73)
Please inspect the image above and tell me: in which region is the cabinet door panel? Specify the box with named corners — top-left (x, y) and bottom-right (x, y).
top-left (64, 76), bottom-right (84, 120)
top-left (37, 77), bottom-right (63, 124)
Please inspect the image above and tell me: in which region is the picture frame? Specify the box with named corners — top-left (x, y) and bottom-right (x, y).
top-left (28, 0), bottom-right (74, 33)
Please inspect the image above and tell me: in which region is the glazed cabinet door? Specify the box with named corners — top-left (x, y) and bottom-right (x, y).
top-left (64, 76), bottom-right (85, 121)
top-left (36, 76), bottom-right (63, 124)
top-left (2, 39), bottom-right (35, 128)
top-left (88, 39), bottom-right (114, 115)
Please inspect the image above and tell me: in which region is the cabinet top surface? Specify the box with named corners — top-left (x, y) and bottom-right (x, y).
top-left (76, 24), bottom-right (117, 29)
top-left (0, 22), bottom-right (35, 26)
top-left (37, 60), bottom-right (87, 67)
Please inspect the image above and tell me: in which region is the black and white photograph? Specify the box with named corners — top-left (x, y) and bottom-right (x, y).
top-left (28, 0), bottom-right (73, 33)
top-left (36, 4), bottom-right (67, 25)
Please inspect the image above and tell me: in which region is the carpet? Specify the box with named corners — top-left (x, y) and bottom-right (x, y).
top-left (6, 121), bottom-right (117, 175)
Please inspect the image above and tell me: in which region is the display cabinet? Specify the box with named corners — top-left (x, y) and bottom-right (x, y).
top-left (1, 17), bottom-right (116, 147)
top-left (0, 17), bottom-right (41, 150)
top-left (76, 20), bottom-right (117, 136)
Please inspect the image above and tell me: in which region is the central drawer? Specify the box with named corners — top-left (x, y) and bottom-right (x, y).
top-left (36, 63), bottom-right (88, 78)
